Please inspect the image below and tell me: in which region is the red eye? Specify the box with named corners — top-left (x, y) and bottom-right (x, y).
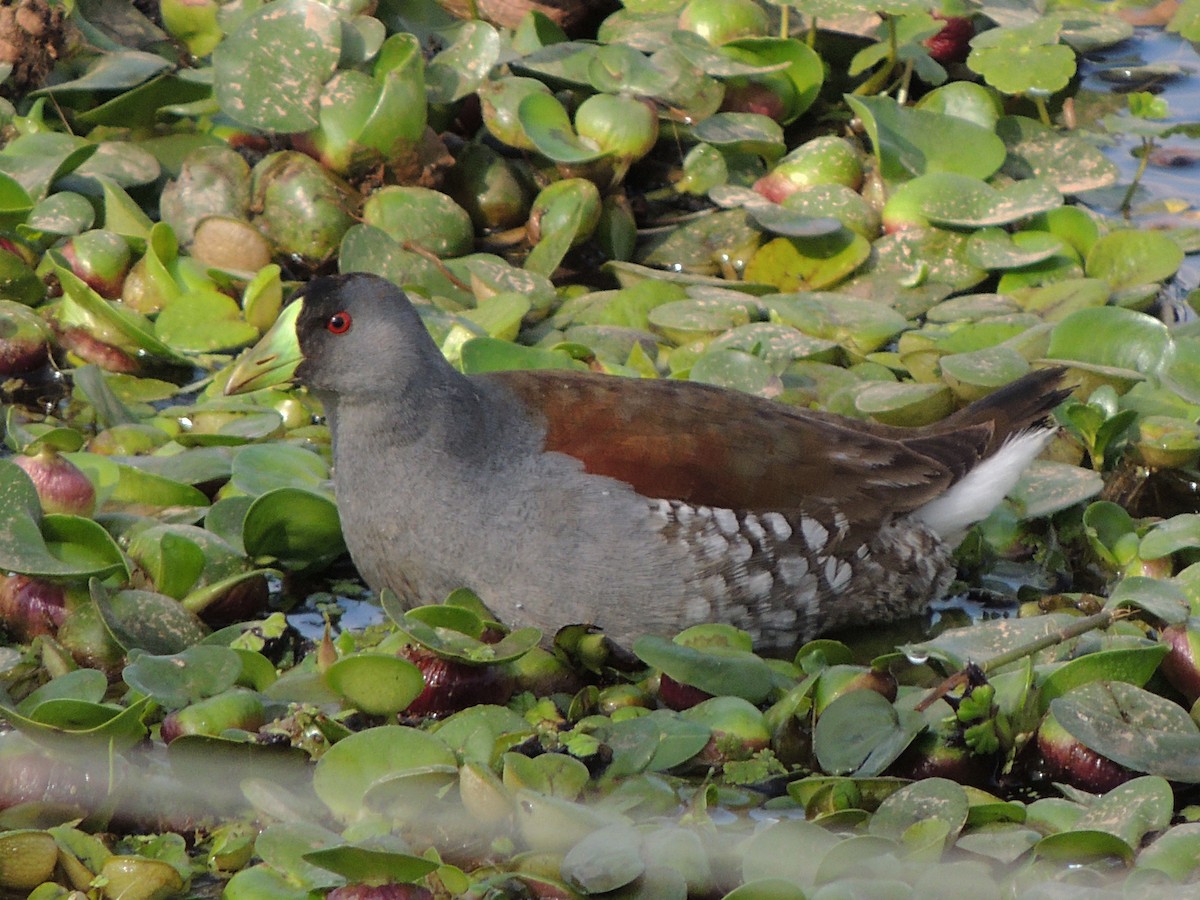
top-left (326, 311), bottom-right (352, 334)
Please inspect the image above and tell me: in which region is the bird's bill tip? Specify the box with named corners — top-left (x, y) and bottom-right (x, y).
top-left (223, 299), bottom-right (304, 395)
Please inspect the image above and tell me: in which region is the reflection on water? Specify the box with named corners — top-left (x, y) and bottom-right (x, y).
top-left (1080, 27), bottom-right (1200, 290)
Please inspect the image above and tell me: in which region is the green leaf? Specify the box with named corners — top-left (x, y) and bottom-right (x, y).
top-left (0, 461), bottom-right (126, 579)
top-left (846, 94), bottom-right (1006, 181)
top-left (967, 19), bottom-right (1077, 96)
top-left (213, 0), bottom-right (342, 132)
top-left (813, 690), bottom-right (924, 776)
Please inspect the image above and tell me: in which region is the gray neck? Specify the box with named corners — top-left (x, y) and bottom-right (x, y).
top-left (320, 372), bottom-right (539, 475)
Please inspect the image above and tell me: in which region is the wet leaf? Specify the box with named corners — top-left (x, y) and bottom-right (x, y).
top-left (813, 689), bottom-right (924, 776)
top-left (214, 0), bottom-right (341, 132)
top-left (1049, 681), bottom-right (1200, 781)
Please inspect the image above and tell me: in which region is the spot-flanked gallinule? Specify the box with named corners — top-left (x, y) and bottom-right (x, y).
top-left (227, 273), bottom-right (1069, 651)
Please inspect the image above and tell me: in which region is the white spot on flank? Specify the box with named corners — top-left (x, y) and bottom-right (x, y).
top-left (762, 512), bottom-right (792, 542)
top-left (742, 515), bottom-right (766, 543)
top-left (824, 557), bottom-right (853, 592)
top-left (801, 517), bottom-right (829, 551)
top-left (686, 595), bottom-right (712, 620)
top-left (777, 555), bottom-right (809, 586)
top-left (713, 507), bottom-right (739, 536)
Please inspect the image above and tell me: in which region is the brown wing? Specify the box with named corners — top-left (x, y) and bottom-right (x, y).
top-left (484, 368), bottom-right (1007, 523)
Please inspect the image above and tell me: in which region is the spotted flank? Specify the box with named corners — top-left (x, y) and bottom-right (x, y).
top-left (646, 498), bottom-right (956, 650)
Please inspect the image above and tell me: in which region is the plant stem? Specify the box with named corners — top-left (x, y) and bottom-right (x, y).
top-left (1119, 137), bottom-right (1154, 218)
top-left (1034, 96), bottom-right (1051, 127)
top-left (853, 16), bottom-right (899, 96)
top-left (915, 608), bottom-right (1122, 711)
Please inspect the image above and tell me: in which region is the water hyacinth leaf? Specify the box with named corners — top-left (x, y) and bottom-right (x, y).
top-left (1049, 681), bottom-right (1200, 781)
top-left (17, 667), bottom-right (108, 716)
top-left (649, 296), bottom-right (756, 344)
top-left (518, 92), bottom-right (607, 164)
top-left (0, 461), bottom-right (125, 579)
top-left (1137, 822), bottom-right (1200, 881)
top-left (999, 116), bottom-right (1119, 193)
top-left (0, 134), bottom-right (97, 202)
top-left (710, 322), bottom-right (839, 366)
top-left (425, 20), bottom-right (500, 104)
top-left (746, 204), bottom-right (841, 238)
top-left (75, 72), bottom-right (214, 128)
top-left (722, 36), bottom-right (825, 124)
top-left (139, 530), bottom-right (206, 599)
top-left (667, 30), bottom-right (787, 79)
top-left (1139, 514), bottom-right (1200, 559)
top-left (0, 252), bottom-right (45, 306)
top-left (846, 229), bottom-right (987, 318)
top-left (242, 264), bottom-right (283, 333)
top-left (173, 409), bottom-right (284, 448)
top-left (1033, 830), bottom-right (1134, 864)
top-left (52, 261), bottom-right (190, 366)
top-left (122, 645), bottom-right (244, 709)
top-left (302, 846), bottom-right (439, 883)
top-left (323, 654), bottom-right (425, 716)
top-left (868, 778), bottom-right (970, 843)
top-left (601, 710), bottom-right (712, 776)
top-left (939, 346), bottom-right (1031, 401)
top-left (0, 694), bottom-right (152, 753)
top-left (740, 818), bottom-right (842, 887)
top-left (744, 230), bottom-right (870, 292)
top-left (312, 726), bottom-right (457, 820)
top-left (96, 176), bottom-right (155, 245)
top-left (903, 613), bottom-right (1082, 672)
top-left (232, 444), bottom-right (330, 497)
top-left (846, 94), bottom-right (1006, 181)
top-left (249, 822), bottom-right (345, 890)
top-left (1073, 776), bottom-right (1173, 847)
top-left (462, 292), bottom-right (531, 341)
top-left (23, 190), bottom-right (93, 238)
top-left (512, 41), bottom-right (601, 89)
top-left (1037, 645), bottom-right (1169, 713)
top-left (725, 879), bottom-right (807, 900)
top-left (460, 337), bottom-right (585, 373)
top-left (1085, 230), bottom-right (1184, 292)
top-left (1005, 461), bottom-right (1102, 520)
top-left (640, 209), bottom-right (762, 276)
top-left (588, 42), bottom-right (676, 96)
top-left (214, 0), bottom-right (342, 132)
top-left (30, 50), bottom-right (170, 95)
top-left (813, 689), bottom-right (924, 776)
top-left (1045, 307), bottom-right (1172, 377)
top-left (914, 81), bottom-right (1004, 129)
top-left (966, 229), bottom-right (1064, 270)
top-left (241, 487), bottom-right (345, 566)
top-left (633, 634), bottom-right (774, 702)
top-left (524, 191), bottom-right (586, 280)
top-left (893, 173), bottom-right (1063, 229)
top-left (768, 293), bottom-right (908, 355)
top-left (1104, 576), bottom-right (1190, 625)
top-left (691, 113), bottom-right (785, 164)
top-left (154, 287), bottom-right (260, 352)
top-left (0, 171), bottom-right (31, 230)
top-left (561, 823), bottom-right (644, 894)
top-left (689, 347), bottom-right (774, 394)
top-left (854, 381), bottom-right (956, 426)
top-left (504, 749), bottom-right (590, 799)
top-left (91, 581), bottom-right (209, 654)
top-left (812, 833), bottom-right (902, 884)
top-left (77, 141), bottom-right (162, 188)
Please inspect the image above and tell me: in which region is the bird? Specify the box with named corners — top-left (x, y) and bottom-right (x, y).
top-left (225, 273), bottom-right (1069, 653)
